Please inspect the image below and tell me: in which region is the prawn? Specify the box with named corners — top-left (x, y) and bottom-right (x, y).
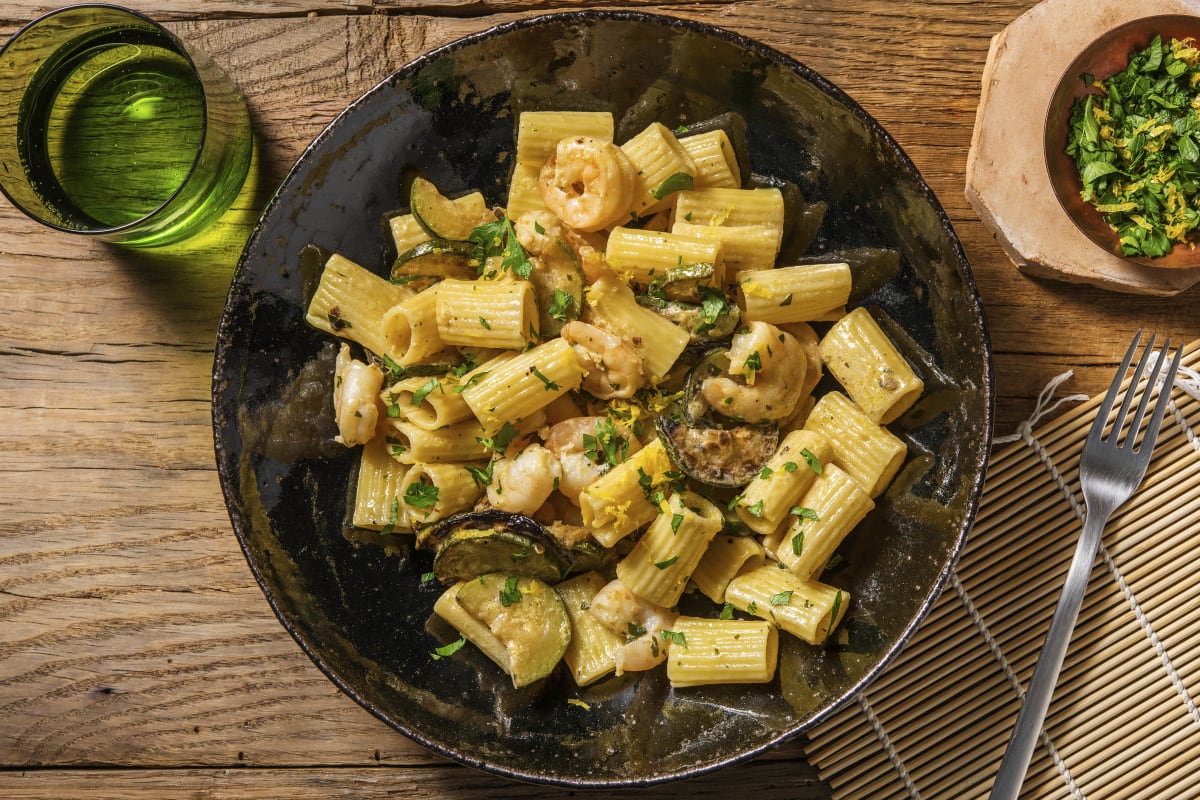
top-left (538, 136), bottom-right (636, 232)
top-left (486, 443), bottom-right (562, 515)
top-left (560, 320), bottom-right (645, 399)
top-left (702, 321), bottom-right (809, 423)
top-left (513, 210), bottom-right (564, 256)
top-left (332, 343), bottom-right (384, 446)
top-left (588, 579), bottom-right (678, 674)
top-left (543, 415), bottom-right (641, 506)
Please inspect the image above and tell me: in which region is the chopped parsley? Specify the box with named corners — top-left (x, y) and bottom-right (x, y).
top-left (469, 213), bottom-right (533, 278)
top-left (499, 575), bottom-right (523, 607)
top-left (582, 417), bottom-right (628, 468)
top-left (654, 555), bottom-right (679, 570)
top-left (410, 378), bottom-right (439, 406)
top-left (800, 448), bottom-right (823, 474)
top-left (651, 171), bottom-right (694, 200)
top-left (548, 287), bottom-right (575, 321)
top-left (529, 365), bottom-right (559, 390)
top-left (403, 480), bottom-right (439, 510)
top-left (770, 590), bottom-right (794, 606)
top-left (477, 421), bottom-right (519, 455)
top-left (431, 637), bottom-right (466, 660)
top-left (660, 629), bottom-right (687, 647)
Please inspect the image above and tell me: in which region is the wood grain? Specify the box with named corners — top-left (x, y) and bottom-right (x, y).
top-left (2, 3), bottom-right (1199, 798)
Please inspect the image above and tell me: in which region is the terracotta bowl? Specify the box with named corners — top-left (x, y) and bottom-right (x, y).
top-left (1045, 14), bottom-right (1200, 268)
top-left (211, 10), bottom-right (993, 787)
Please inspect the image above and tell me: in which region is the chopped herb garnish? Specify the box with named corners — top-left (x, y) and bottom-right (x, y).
top-left (431, 637), bottom-right (466, 660)
top-left (452, 371), bottom-right (488, 393)
top-left (660, 629), bottom-right (687, 647)
top-left (410, 378), bottom-right (439, 406)
top-left (469, 214), bottom-right (533, 278)
top-left (719, 601), bottom-right (735, 620)
top-left (465, 460), bottom-right (494, 487)
top-left (791, 530), bottom-right (804, 557)
top-left (582, 417), bottom-right (628, 467)
top-left (1065, 34), bottom-right (1200, 257)
top-left (499, 575), bottom-right (522, 607)
top-left (380, 497), bottom-right (400, 535)
top-left (654, 555), bottom-right (679, 570)
top-left (770, 590), bottom-right (794, 606)
top-left (800, 448), bottom-right (823, 474)
top-left (670, 513), bottom-right (684, 534)
top-left (651, 171), bottom-right (695, 200)
top-left (529, 365), bottom-right (559, 390)
top-left (782, 461), bottom-right (799, 473)
top-left (478, 316), bottom-right (492, 330)
top-left (626, 621), bottom-right (647, 641)
top-left (477, 421), bottom-right (519, 455)
top-left (404, 481), bottom-right (439, 510)
top-left (791, 506), bottom-right (819, 522)
top-left (746, 499), bottom-right (765, 518)
top-left (548, 287), bottom-right (575, 321)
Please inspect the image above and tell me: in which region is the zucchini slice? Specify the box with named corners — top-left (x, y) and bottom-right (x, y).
top-left (409, 176), bottom-right (492, 241)
top-left (637, 294), bottom-right (741, 342)
top-left (390, 238), bottom-right (477, 292)
top-left (656, 414), bottom-right (779, 489)
top-left (448, 572), bottom-right (572, 688)
top-left (529, 238), bottom-right (584, 338)
top-left (430, 510), bottom-right (570, 584)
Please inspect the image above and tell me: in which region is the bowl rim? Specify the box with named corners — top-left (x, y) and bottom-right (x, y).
top-left (1043, 13), bottom-right (1200, 269)
top-left (212, 7), bottom-right (994, 786)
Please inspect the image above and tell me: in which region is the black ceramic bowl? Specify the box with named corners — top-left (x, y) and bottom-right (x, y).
top-left (212, 11), bottom-right (992, 787)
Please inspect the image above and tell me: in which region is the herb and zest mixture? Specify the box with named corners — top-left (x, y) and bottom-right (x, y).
top-left (1067, 35), bottom-right (1200, 258)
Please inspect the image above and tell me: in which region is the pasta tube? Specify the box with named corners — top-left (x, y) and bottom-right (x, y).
top-left (724, 565), bottom-right (849, 646)
top-left (737, 262), bottom-right (851, 324)
top-left (305, 253), bottom-right (414, 358)
top-left (802, 391), bottom-right (907, 498)
top-left (734, 429), bottom-right (832, 535)
top-left (516, 110), bottom-right (614, 165)
top-left (579, 438), bottom-right (674, 547)
top-left (690, 534), bottom-right (766, 604)
top-left (557, 571), bottom-right (623, 686)
top-left (351, 434), bottom-right (410, 531)
top-left (616, 491), bottom-right (723, 608)
top-left (380, 284), bottom-right (446, 366)
top-left (435, 277), bottom-right (539, 350)
top-left (459, 337), bottom-right (586, 431)
top-left (398, 463), bottom-right (482, 526)
top-left (774, 462), bottom-right (875, 579)
top-left (621, 121), bottom-right (697, 215)
top-left (382, 374), bottom-right (473, 431)
top-left (819, 306), bottom-right (925, 424)
top-left (583, 276), bottom-right (690, 381)
top-left (667, 617), bottom-right (778, 687)
top-left (604, 226), bottom-right (725, 289)
top-left (678, 130), bottom-right (741, 189)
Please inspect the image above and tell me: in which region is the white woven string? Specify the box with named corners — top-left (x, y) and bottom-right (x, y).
top-left (991, 371), bottom-right (1088, 447)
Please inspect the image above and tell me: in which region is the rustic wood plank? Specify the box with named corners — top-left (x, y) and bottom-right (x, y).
top-left (0, 747), bottom-right (824, 798)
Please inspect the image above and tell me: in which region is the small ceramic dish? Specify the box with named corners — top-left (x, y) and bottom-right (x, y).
top-left (212, 10), bottom-right (993, 787)
top-left (1045, 13), bottom-right (1200, 269)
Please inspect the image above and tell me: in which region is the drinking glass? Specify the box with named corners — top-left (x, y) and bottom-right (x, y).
top-left (0, 4), bottom-right (252, 247)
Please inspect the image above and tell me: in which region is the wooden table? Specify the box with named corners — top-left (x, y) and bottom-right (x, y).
top-left (2, 2), bottom-right (1197, 798)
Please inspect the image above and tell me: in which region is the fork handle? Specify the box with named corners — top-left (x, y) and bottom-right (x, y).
top-left (988, 511), bottom-right (1107, 799)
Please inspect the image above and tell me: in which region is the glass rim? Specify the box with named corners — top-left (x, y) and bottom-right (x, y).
top-left (0, 3), bottom-right (214, 239)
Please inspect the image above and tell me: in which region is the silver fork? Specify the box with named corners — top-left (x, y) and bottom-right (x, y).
top-left (988, 330), bottom-right (1182, 800)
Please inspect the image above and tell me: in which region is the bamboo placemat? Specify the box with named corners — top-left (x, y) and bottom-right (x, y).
top-left (805, 338), bottom-right (1200, 799)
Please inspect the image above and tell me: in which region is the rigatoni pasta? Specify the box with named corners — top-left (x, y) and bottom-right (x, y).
top-left (819, 306), bottom-right (925, 424)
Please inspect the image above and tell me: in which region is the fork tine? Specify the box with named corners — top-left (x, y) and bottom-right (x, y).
top-left (1139, 342), bottom-right (1183, 453)
top-left (1123, 336), bottom-right (1172, 450)
top-left (1087, 330), bottom-right (1142, 448)
top-left (1110, 331), bottom-right (1157, 445)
